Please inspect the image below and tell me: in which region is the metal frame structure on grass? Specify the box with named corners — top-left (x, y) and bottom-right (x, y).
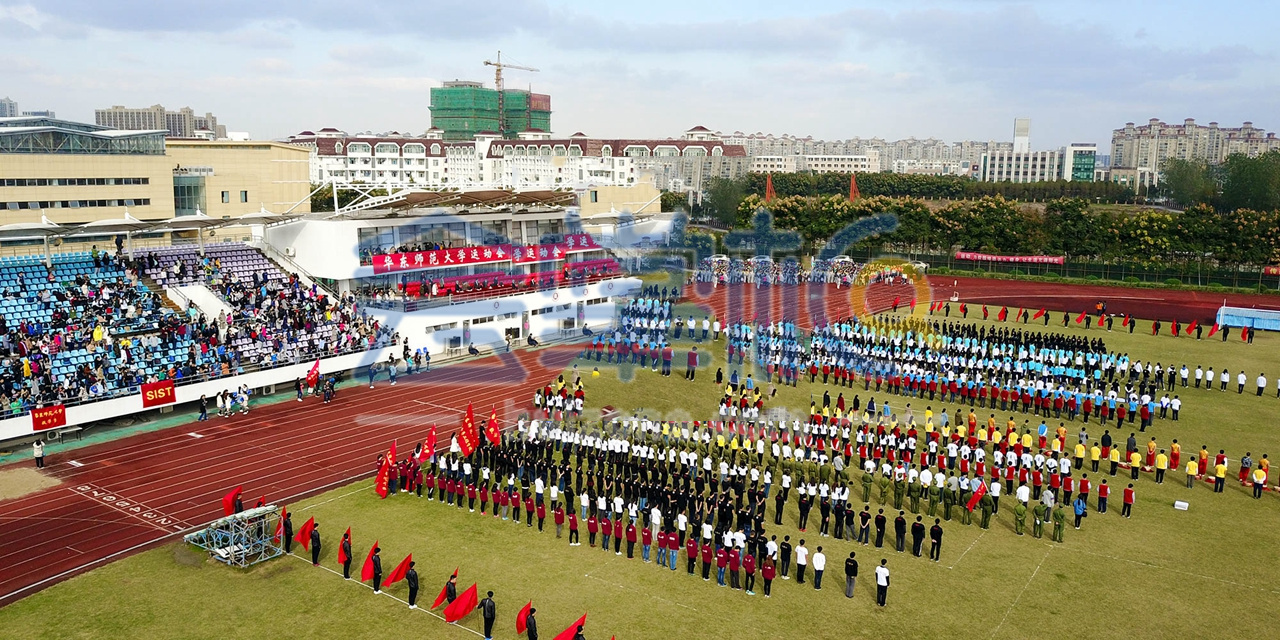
top-left (183, 505), bottom-right (285, 568)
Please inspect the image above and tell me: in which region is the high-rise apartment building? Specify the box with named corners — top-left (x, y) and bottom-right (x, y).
top-left (0, 97), bottom-right (18, 118)
top-left (95, 104), bottom-right (227, 139)
top-left (1013, 118), bottom-right (1031, 153)
top-left (1110, 118), bottom-right (1280, 169)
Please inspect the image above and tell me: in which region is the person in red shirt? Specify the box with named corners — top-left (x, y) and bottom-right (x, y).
top-left (524, 495), bottom-right (536, 527)
top-left (686, 535), bottom-right (698, 575)
top-left (655, 530), bottom-right (667, 566)
top-left (701, 541), bottom-right (714, 581)
top-left (728, 547), bottom-right (742, 590)
top-left (715, 546), bottom-right (729, 586)
top-left (599, 515), bottom-right (611, 550)
top-left (625, 522), bottom-right (637, 558)
top-left (642, 526), bottom-right (654, 562)
top-left (1122, 484), bottom-right (1135, 518)
top-left (761, 556), bottom-right (777, 597)
top-left (536, 500), bottom-right (547, 532)
top-left (467, 482), bottom-right (478, 512)
top-left (1097, 480), bottom-right (1109, 513)
top-left (613, 517), bottom-right (624, 555)
top-left (587, 514), bottom-right (599, 547)
top-left (478, 483), bottom-right (490, 515)
top-left (743, 550), bottom-right (757, 595)
top-left (424, 472), bottom-right (437, 503)
top-left (566, 506), bottom-right (578, 545)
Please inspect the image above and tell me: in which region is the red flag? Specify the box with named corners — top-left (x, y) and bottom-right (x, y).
top-left (375, 458), bottom-right (391, 499)
top-left (959, 303), bottom-right (968, 314)
top-left (382, 553), bottom-right (413, 588)
top-left (1151, 322), bottom-right (1158, 335)
top-left (337, 527), bottom-right (351, 564)
top-left (458, 403), bottom-right (480, 456)
top-left (1171, 322), bottom-right (1179, 336)
top-left (553, 614), bottom-right (588, 640)
top-left (1121, 315), bottom-right (1131, 327)
top-left (306, 359), bottom-right (320, 388)
top-left (444, 583), bottom-right (479, 623)
top-left (432, 568), bottom-right (459, 609)
top-left (517, 601), bottom-right (532, 634)
top-left (1186, 319), bottom-right (1198, 335)
top-left (764, 173), bottom-right (776, 204)
top-left (388, 439), bottom-right (398, 464)
top-left (891, 296), bottom-right (901, 309)
top-left (997, 307), bottom-right (1007, 321)
top-left (221, 486), bottom-right (243, 516)
top-left (1207, 323), bottom-right (1220, 338)
top-left (426, 425), bottom-right (438, 459)
top-left (909, 298), bottom-right (917, 311)
top-left (360, 541), bottom-right (379, 582)
top-left (1032, 308), bottom-right (1046, 320)
top-left (849, 173), bottom-right (860, 201)
top-left (1074, 310), bottom-right (1086, 325)
top-left (484, 406), bottom-right (502, 446)
top-left (273, 505), bottom-right (287, 542)
top-left (295, 516), bottom-right (316, 551)
top-left (1242, 327), bottom-right (1249, 342)
top-left (966, 480), bottom-right (988, 511)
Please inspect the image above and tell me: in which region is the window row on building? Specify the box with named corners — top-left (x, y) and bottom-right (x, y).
top-left (1, 177), bottom-right (151, 187)
top-left (2, 198), bottom-right (152, 210)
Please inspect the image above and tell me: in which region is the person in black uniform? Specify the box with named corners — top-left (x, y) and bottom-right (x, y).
top-left (282, 511), bottom-right (293, 554)
top-left (406, 561), bottom-right (419, 609)
top-left (233, 494), bottom-right (244, 514)
top-left (573, 624), bottom-right (586, 640)
top-left (310, 522), bottom-right (322, 566)
top-left (525, 607), bottom-right (539, 640)
top-left (874, 509), bottom-right (886, 547)
top-left (340, 530), bottom-right (353, 579)
top-left (910, 516), bottom-right (926, 557)
top-left (445, 574), bottom-right (458, 603)
top-left (929, 519), bottom-right (944, 562)
top-left (893, 512), bottom-right (906, 552)
top-left (480, 591), bottom-right (497, 640)
top-left (370, 547), bottom-right (383, 593)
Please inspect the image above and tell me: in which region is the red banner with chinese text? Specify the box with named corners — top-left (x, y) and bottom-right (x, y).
top-left (954, 251), bottom-right (1065, 265)
top-left (32, 405), bottom-right (67, 431)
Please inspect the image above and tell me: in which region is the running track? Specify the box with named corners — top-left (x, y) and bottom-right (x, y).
top-left (0, 346), bottom-right (576, 607)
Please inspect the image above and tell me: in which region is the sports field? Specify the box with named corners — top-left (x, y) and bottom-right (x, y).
top-left (1, 281), bottom-right (1278, 639)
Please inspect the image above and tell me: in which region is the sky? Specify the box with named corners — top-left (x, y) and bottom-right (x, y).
top-left (3, 0), bottom-right (1278, 149)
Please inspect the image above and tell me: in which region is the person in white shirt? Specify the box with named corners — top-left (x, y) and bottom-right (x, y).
top-left (811, 547), bottom-right (827, 590)
top-left (1016, 483), bottom-right (1030, 504)
top-left (1257, 374), bottom-right (1267, 397)
top-left (874, 559), bottom-right (890, 606)
top-left (794, 541), bottom-right (810, 585)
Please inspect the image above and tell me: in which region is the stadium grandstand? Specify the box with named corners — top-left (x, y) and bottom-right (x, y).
top-left (0, 190), bottom-right (649, 446)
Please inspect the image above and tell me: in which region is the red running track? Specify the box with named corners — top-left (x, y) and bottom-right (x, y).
top-left (0, 346), bottom-right (577, 607)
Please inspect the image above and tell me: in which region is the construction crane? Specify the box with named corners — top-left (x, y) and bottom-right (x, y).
top-left (484, 51), bottom-right (538, 138)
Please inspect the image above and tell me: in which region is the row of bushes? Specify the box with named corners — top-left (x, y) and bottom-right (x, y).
top-left (928, 266), bottom-right (1275, 295)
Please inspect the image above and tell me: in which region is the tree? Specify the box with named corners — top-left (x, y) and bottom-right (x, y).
top-left (660, 191), bottom-right (687, 212)
top-left (702, 176), bottom-right (749, 226)
top-left (1220, 151), bottom-right (1280, 213)
top-left (1158, 159), bottom-right (1218, 208)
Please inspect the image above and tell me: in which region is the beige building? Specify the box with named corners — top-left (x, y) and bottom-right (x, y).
top-left (1, 117), bottom-right (310, 227)
top-left (578, 183), bottom-right (661, 217)
top-left (1111, 118), bottom-right (1280, 170)
top-left (165, 140), bottom-right (312, 218)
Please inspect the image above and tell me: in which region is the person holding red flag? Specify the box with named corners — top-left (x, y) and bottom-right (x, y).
top-left (222, 486), bottom-right (243, 516)
top-left (459, 403), bottom-right (480, 457)
top-left (277, 507), bottom-right (292, 553)
top-left (338, 528), bottom-right (352, 579)
top-left (553, 614), bottom-right (587, 640)
top-left (362, 544), bottom-right (382, 593)
top-left (294, 516), bottom-right (316, 556)
top-left (485, 406), bottom-right (502, 446)
top-left (517, 601), bottom-right (533, 635)
top-left (433, 569), bottom-right (459, 609)
top-left (444, 583), bottom-right (479, 624)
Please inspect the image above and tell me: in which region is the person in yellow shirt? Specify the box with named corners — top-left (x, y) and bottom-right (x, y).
top-left (1185, 458), bottom-right (1198, 489)
top-left (1129, 451), bottom-right (1142, 480)
top-left (1089, 444), bottom-right (1102, 473)
top-left (1259, 455), bottom-right (1271, 484)
top-left (1021, 432), bottom-right (1032, 449)
top-left (1155, 450), bottom-right (1168, 484)
top-left (987, 415), bottom-right (998, 432)
top-left (1051, 438), bottom-right (1062, 454)
top-left (978, 427), bottom-right (988, 443)
top-left (1250, 467), bottom-right (1268, 498)
top-left (1073, 442), bottom-right (1086, 469)
top-left (1214, 462), bottom-right (1228, 493)
top-left (1109, 447), bottom-right (1121, 476)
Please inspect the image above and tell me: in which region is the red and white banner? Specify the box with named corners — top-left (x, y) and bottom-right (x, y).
top-left (32, 404), bottom-right (67, 431)
top-left (373, 245), bottom-right (513, 275)
top-left (372, 235), bottom-right (600, 275)
top-left (955, 251), bottom-right (1065, 265)
top-left (1264, 266), bottom-right (1280, 276)
top-left (141, 379), bottom-right (176, 408)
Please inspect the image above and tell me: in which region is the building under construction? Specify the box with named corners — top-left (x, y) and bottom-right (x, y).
top-left (429, 81), bottom-right (551, 141)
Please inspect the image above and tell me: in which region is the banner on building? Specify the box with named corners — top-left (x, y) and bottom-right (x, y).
top-left (1263, 266), bottom-right (1280, 276)
top-left (954, 251), bottom-right (1065, 265)
top-left (141, 379), bottom-right (177, 408)
top-left (32, 404), bottom-right (67, 431)
top-left (372, 245), bottom-right (513, 275)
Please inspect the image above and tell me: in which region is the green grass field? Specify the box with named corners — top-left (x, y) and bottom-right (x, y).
top-left (2, 308), bottom-right (1279, 640)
